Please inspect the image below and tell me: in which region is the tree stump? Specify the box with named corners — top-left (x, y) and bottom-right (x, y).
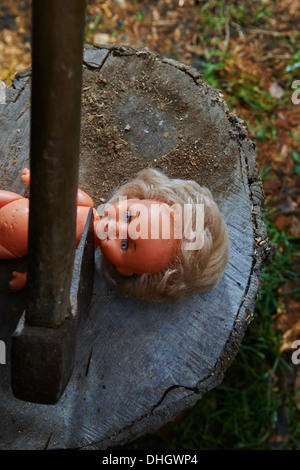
top-left (0, 45), bottom-right (273, 450)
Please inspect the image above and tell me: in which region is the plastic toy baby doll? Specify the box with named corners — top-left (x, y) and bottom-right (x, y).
top-left (1, 168), bottom-right (229, 301)
top-left (0, 168), bottom-right (99, 291)
top-left (95, 168), bottom-right (229, 302)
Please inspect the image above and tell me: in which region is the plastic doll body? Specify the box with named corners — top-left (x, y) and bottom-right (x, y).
top-left (0, 195), bottom-right (29, 259)
top-left (0, 169), bottom-right (99, 291)
top-left (0, 169), bottom-right (96, 259)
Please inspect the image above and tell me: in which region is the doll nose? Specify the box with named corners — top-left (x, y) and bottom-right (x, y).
top-left (107, 219), bottom-right (127, 238)
top-left (114, 222), bottom-right (120, 236)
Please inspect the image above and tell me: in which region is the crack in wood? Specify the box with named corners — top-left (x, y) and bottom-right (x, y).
top-left (43, 433), bottom-right (52, 450)
top-left (84, 346), bottom-right (93, 377)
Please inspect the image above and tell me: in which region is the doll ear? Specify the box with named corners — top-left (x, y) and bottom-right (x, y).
top-left (116, 266), bottom-right (134, 276)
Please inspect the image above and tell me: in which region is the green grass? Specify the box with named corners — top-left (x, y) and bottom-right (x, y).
top-left (195, 0), bottom-right (274, 42)
top-left (291, 152), bottom-right (300, 175)
top-left (169, 214), bottom-right (300, 450)
top-left (258, 216), bottom-right (300, 309)
top-left (193, 0), bottom-right (300, 113)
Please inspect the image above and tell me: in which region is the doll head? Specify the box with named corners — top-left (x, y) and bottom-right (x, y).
top-left (96, 168), bottom-right (229, 302)
top-left (96, 198), bottom-right (180, 276)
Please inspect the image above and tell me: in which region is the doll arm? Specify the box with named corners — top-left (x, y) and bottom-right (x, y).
top-left (0, 167), bottom-right (28, 208)
top-left (0, 190), bottom-right (24, 209)
top-left (9, 271), bottom-right (27, 292)
top-left (77, 188), bottom-right (94, 207)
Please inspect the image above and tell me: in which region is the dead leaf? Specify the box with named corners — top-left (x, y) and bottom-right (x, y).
top-left (268, 433), bottom-right (290, 443)
top-left (280, 319), bottom-right (300, 353)
top-left (288, 216), bottom-right (300, 237)
top-left (275, 300), bottom-right (300, 335)
top-left (93, 33), bottom-right (111, 45)
top-left (173, 27), bottom-right (181, 42)
top-left (277, 143), bottom-right (289, 162)
top-left (100, 2), bottom-right (113, 19)
top-left (274, 214), bottom-right (292, 230)
top-left (279, 196), bottom-right (298, 215)
top-left (269, 82), bottom-right (284, 99)
top-left (288, 0), bottom-right (300, 16)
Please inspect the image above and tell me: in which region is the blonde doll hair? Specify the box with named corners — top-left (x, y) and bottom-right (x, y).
top-left (101, 168), bottom-right (229, 302)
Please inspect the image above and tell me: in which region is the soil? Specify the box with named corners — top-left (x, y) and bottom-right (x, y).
top-left (79, 48), bottom-right (242, 206)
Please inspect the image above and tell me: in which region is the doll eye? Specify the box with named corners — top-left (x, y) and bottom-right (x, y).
top-left (125, 211), bottom-right (131, 222)
top-left (121, 240), bottom-right (128, 251)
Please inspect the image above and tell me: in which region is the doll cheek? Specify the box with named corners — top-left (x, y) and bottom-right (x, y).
top-left (100, 239), bottom-right (124, 265)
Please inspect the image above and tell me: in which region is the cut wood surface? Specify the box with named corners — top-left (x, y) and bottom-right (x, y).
top-left (0, 45), bottom-right (274, 450)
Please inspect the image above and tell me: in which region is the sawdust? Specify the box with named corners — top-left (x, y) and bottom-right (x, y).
top-left (78, 48), bottom-right (242, 207)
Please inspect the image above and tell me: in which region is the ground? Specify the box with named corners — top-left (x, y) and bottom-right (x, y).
top-left (0, 0), bottom-right (299, 450)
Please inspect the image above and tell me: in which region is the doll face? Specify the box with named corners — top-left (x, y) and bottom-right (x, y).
top-left (96, 199), bottom-right (179, 276)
